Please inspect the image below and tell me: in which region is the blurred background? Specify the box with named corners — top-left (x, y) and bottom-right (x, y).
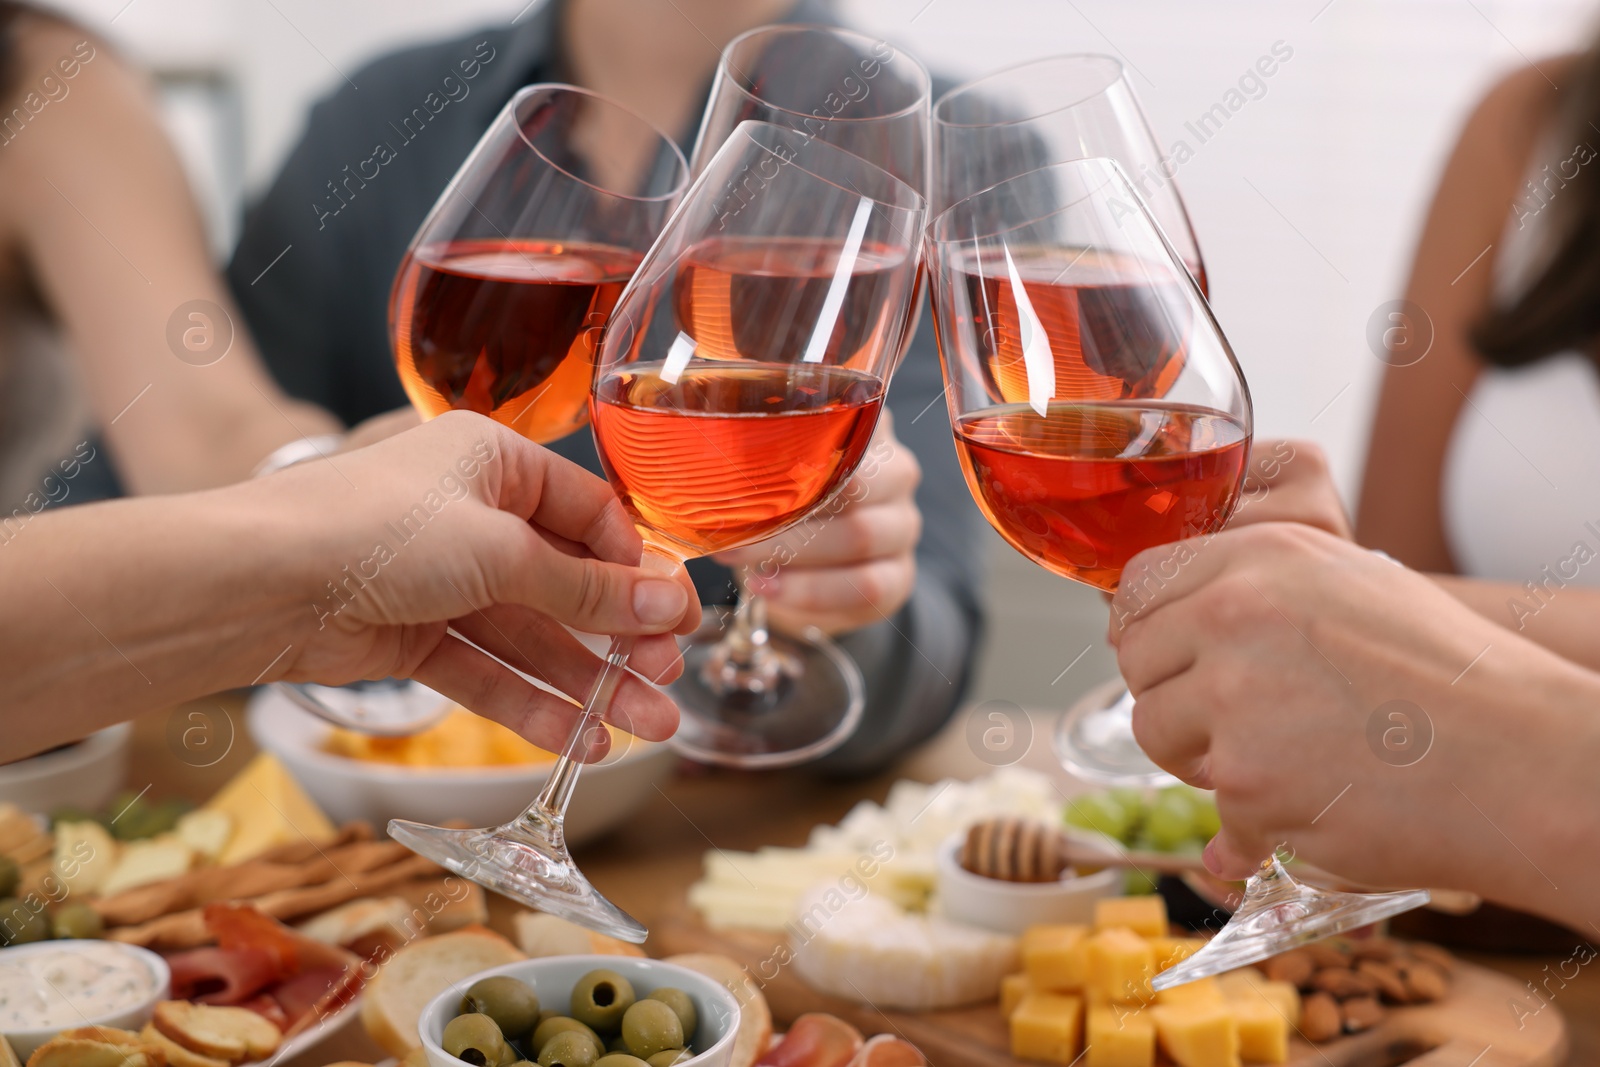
top-left (37, 0), bottom-right (1598, 712)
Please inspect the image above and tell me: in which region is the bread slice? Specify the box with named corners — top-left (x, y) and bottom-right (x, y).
top-left (140, 1025), bottom-right (229, 1067)
top-left (25, 1037), bottom-right (156, 1067)
top-left (663, 953), bottom-right (772, 1067)
top-left (360, 925), bottom-right (524, 1057)
top-left (514, 912), bottom-right (646, 959)
top-left (152, 1000), bottom-right (282, 1062)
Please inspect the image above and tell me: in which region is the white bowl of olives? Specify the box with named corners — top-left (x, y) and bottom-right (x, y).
top-left (419, 955), bottom-right (743, 1067)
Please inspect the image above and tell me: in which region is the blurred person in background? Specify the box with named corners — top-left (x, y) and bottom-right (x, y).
top-left (1359, 33), bottom-right (1600, 671)
top-left (0, 2), bottom-right (348, 514)
top-left (228, 0), bottom-right (985, 774)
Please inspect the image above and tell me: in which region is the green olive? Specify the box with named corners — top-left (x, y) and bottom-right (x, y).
top-left (463, 976), bottom-right (541, 1040)
top-left (0, 898), bottom-right (49, 946)
top-left (644, 989), bottom-right (696, 1040)
top-left (538, 1031), bottom-right (599, 1067)
top-left (442, 1012), bottom-right (512, 1066)
top-left (50, 901), bottom-right (104, 940)
top-left (570, 970), bottom-right (636, 1033)
top-left (621, 1000), bottom-right (683, 1061)
top-left (607, 1034), bottom-right (631, 1053)
top-left (532, 1017), bottom-right (603, 1058)
top-left (647, 1052), bottom-right (691, 1067)
top-left (595, 1057), bottom-right (651, 1067)
top-left (0, 857), bottom-right (19, 899)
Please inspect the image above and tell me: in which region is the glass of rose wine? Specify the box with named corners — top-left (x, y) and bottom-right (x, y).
top-left (279, 87), bottom-right (688, 738)
top-left (389, 121), bottom-right (925, 940)
top-left (935, 54), bottom-right (1209, 784)
top-left (664, 24), bottom-right (933, 767)
top-left (927, 156), bottom-right (1429, 987)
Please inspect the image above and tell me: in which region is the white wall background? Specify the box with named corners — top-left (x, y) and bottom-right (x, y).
top-left (39, 0), bottom-right (1600, 708)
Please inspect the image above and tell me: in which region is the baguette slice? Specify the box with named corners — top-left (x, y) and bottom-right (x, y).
top-left (140, 1025), bottom-right (229, 1067)
top-left (360, 925), bottom-right (524, 1057)
top-left (663, 953), bottom-right (772, 1067)
top-left (514, 912), bottom-right (646, 959)
top-left (152, 1001), bottom-right (281, 1062)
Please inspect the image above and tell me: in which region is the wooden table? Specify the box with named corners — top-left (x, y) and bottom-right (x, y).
top-left (126, 695), bottom-right (1600, 1066)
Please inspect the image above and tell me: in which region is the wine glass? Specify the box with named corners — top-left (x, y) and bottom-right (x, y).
top-left (665, 24), bottom-right (933, 768)
top-left (389, 121), bottom-right (926, 939)
top-left (926, 156), bottom-right (1429, 987)
top-left (935, 54), bottom-right (1205, 784)
top-left (277, 85), bottom-right (688, 737)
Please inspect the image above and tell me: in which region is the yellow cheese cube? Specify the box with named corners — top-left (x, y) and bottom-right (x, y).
top-left (1150, 936), bottom-right (1207, 973)
top-left (1023, 924), bottom-right (1091, 993)
top-left (1094, 896), bottom-right (1168, 938)
top-left (1152, 1004), bottom-right (1241, 1067)
top-left (1086, 1004), bottom-right (1155, 1067)
top-left (204, 753), bottom-right (336, 865)
top-left (1089, 928), bottom-right (1156, 1005)
top-left (1010, 993), bottom-right (1084, 1064)
top-left (1229, 1000), bottom-right (1289, 1064)
top-left (1216, 971), bottom-right (1300, 1027)
top-left (1002, 973), bottom-right (1032, 1018)
top-left (1156, 976), bottom-right (1224, 1008)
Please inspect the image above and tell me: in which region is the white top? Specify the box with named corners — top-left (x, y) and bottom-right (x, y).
top-left (1440, 142), bottom-right (1600, 584)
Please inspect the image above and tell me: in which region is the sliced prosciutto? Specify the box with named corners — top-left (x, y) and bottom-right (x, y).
top-left (166, 945), bottom-right (282, 1004)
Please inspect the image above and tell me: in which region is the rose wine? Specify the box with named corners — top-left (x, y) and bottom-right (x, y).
top-left (955, 246), bottom-right (1193, 404)
top-left (391, 238), bottom-right (642, 443)
top-left (592, 362), bottom-right (884, 558)
top-left (954, 401), bottom-right (1248, 591)
top-left (673, 236), bottom-right (909, 364)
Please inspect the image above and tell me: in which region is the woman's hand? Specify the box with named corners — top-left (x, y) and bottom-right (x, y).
top-left (714, 413), bottom-right (923, 635)
top-left (261, 412), bottom-right (699, 759)
top-left (1230, 440), bottom-right (1352, 539)
top-left (1109, 522), bottom-right (1600, 924)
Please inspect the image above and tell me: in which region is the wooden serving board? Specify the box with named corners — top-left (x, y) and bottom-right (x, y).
top-left (650, 905), bottom-right (1568, 1067)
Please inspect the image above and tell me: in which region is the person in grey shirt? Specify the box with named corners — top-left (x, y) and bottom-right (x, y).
top-left (226, 0), bottom-right (984, 774)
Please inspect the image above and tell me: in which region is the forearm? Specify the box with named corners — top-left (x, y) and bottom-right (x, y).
top-left (0, 481), bottom-right (308, 758)
top-left (1433, 574), bottom-right (1600, 671)
top-left (814, 568), bottom-right (980, 777)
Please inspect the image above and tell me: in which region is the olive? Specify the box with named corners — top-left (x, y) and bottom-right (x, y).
top-left (621, 1000), bottom-right (683, 1061)
top-left (0, 899), bottom-right (49, 946)
top-left (532, 1017), bottom-right (603, 1058)
top-left (538, 1031), bottom-right (599, 1067)
top-left (442, 1012), bottom-right (511, 1066)
top-left (51, 901), bottom-right (104, 940)
top-left (570, 970), bottom-right (636, 1033)
top-left (645, 989), bottom-right (696, 1040)
top-left (595, 1057), bottom-right (651, 1067)
top-left (0, 857), bottom-right (18, 899)
top-left (607, 1034), bottom-right (631, 1053)
top-left (463, 976), bottom-right (541, 1040)
top-left (647, 1052), bottom-right (691, 1067)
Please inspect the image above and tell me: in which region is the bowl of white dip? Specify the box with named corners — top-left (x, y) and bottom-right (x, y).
top-left (0, 941), bottom-right (169, 1057)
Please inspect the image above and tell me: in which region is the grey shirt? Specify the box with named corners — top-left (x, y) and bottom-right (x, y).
top-left (225, 0), bottom-right (985, 774)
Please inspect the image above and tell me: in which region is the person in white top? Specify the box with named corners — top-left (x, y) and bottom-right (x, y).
top-left (1359, 45), bottom-right (1600, 672)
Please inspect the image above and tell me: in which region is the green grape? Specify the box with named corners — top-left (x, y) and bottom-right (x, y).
top-left (1064, 793), bottom-right (1137, 843)
top-left (1123, 868), bottom-right (1162, 895)
top-left (1143, 798), bottom-right (1195, 852)
top-left (1192, 795), bottom-right (1222, 840)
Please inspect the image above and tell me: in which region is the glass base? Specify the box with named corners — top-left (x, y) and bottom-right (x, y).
top-left (1151, 856), bottom-right (1431, 990)
top-left (667, 609), bottom-right (865, 769)
top-left (1055, 685), bottom-right (1178, 786)
top-left (388, 814), bottom-right (647, 943)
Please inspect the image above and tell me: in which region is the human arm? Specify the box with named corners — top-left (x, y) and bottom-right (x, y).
top-left (1110, 522), bottom-right (1600, 931)
top-left (1354, 65), bottom-right (1560, 569)
top-left (0, 412), bottom-right (698, 762)
top-left (0, 18), bottom-right (343, 492)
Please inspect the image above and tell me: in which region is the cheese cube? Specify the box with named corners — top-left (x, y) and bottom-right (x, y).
top-left (1089, 928), bottom-right (1155, 1005)
top-left (205, 753), bottom-right (336, 865)
top-left (1094, 896), bottom-right (1168, 938)
top-left (1002, 973), bottom-right (1033, 1018)
top-left (1156, 976), bottom-right (1224, 1008)
top-left (1152, 1004), bottom-right (1241, 1067)
top-left (1023, 925), bottom-right (1091, 993)
top-left (1150, 936), bottom-right (1207, 973)
top-left (1010, 993), bottom-right (1084, 1064)
top-left (1229, 1000), bottom-right (1289, 1064)
top-left (1217, 971), bottom-right (1300, 1027)
top-left (1086, 1004), bottom-right (1155, 1067)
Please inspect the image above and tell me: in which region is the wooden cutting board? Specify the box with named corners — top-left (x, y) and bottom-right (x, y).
top-left (650, 905), bottom-right (1568, 1067)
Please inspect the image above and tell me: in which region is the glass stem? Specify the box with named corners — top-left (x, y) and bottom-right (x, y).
top-left (726, 568), bottom-right (772, 671)
top-left (527, 633), bottom-right (637, 826)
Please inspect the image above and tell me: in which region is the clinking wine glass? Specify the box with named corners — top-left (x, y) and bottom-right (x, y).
top-left (935, 53), bottom-right (1208, 784)
top-left (662, 25), bottom-right (933, 767)
top-left (277, 85), bottom-right (689, 738)
top-left (389, 121), bottom-right (926, 940)
top-left (925, 157), bottom-right (1429, 986)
